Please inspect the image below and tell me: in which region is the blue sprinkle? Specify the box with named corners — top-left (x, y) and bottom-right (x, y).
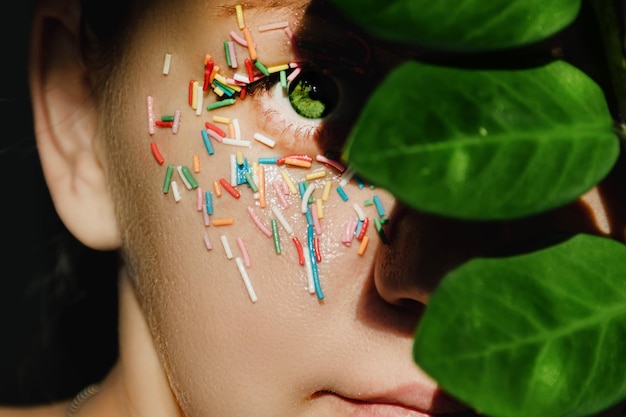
top-left (336, 185), bottom-right (349, 201)
top-left (201, 130), bottom-right (214, 155)
top-left (373, 195), bottom-right (385, 217)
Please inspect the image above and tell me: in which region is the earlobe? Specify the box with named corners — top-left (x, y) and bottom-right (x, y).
top-left (29, 0), bottom-right (122, 250)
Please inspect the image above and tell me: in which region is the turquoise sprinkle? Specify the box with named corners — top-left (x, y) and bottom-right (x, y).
top-left (201, 130), bottom-right (214, 155)
top-left (205, 191), bottom-right (214, 215)
top-left (258, 157), bottom-right (278, 164)
top-left (336, 185), bottom-right (349, 201)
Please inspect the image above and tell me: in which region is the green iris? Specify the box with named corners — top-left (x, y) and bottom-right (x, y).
top-left (288, 71), bottom-right (339, 119)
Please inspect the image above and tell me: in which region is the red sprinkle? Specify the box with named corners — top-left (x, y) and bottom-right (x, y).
top-left (155, 120), bottom-right (174, 128)
top-left (239, 86), bottom-right (247, 100)
top-left (188, 80), bottom-right (195, 106)
top-left (245, 58), bottom-right (255, 83)
top-left (203, 69), bottom-right (211, 91)
top-left (277, 154), bottom-right (313, 165)
top-left (292, 236), bottom-right (305, 266)
top-left (205, 122), bottom-right (227, 137)
top-left (150, 142), bottom-right (164, 165)
top-left (357, 217), bottom-right (369, 241)
top-left (219, 177), bottom-right (240, 199)
top-left (314, 236), bottom-right (322, 263)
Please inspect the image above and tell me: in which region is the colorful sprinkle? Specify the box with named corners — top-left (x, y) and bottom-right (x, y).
top-left (236, 237), bottom-right (251, 267)
top-left (235, 257), bottom-right (258, 303)
top-left (357, 236), bottom-right (370, 256)
top-left (213, 218), bottom-right (235, 227)
top-left (163, 164), bottom-right (174, 193)
top-left (271, 219), bottom-right (282, 254)
top-left (246, 206), bottom-right (272, 237)
top-left (258, 21), bottom-right (289, 32)
top-left (203, 234), bottom-right (213, 250)
top-left (373, 195), bottom-right (385, 217)
top-left (220, 234), bottom-right (234, 259)
top-left (206, 98), bottom-right (236, 111)
top-left (253, 132), bottom-right (276, 148)
top-left (171, 180), bottom-right (182, 202)
top-left (336, 185), bottom-right (349, 201)
top-left (219, 177), bottom-right (241, 199)
top-left (162, 53), bottom-right (172, 75)
top-left (271, 205), bottom-right (293, 234)
top-left (150, 142), bottom-right (164, 165)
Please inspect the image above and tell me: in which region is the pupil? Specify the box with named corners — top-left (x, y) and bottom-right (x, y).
top-left (288, 70), bottom-right (339, 119)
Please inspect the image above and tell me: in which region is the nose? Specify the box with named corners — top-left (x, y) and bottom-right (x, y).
top-left (373, 203), bottom-right (502, 309)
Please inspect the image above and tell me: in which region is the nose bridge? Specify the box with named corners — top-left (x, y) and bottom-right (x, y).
top-left (373, 204), bottom-right (498, 308)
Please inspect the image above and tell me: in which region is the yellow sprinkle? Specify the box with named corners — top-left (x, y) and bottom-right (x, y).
top-left (214, 74), bottom-right (242, 92)
top-left (280, 169), bottom-right (298, 194)
top-left (213, 85), bottom-right (225, 97)
top-left (305, 169), bottom-right (326, 181)
top-left (192, 80), bottom-right (199, 109)
top-left (316, 198), bottom-right (324, 219)
top-left (267, 64), bottom-right (290, 73)
top-left (193, 155), bottom-right (200, 173)
top-left (357, 236), bottom-right (370, 256)
top-left (235, 4), bottom-right (245, 29)
top-left (252, 162), bottom-right (259, 175)
top-left (236, 150), bottom-right (244, 165)
top-left (213, 115), bottom-right (231, 124)
top-left (322, 180), bottom-right (332, 201)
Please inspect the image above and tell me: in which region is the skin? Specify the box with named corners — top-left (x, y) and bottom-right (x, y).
top-left (3, 0), bottom-right (626, 416)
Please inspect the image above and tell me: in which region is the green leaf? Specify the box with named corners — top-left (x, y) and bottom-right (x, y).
top-left (342, 60), bottom-right (619, 220)
top-left (413, 234), bottom-right (626, 417)
top-left (329, 0), bottom-right (582, 51)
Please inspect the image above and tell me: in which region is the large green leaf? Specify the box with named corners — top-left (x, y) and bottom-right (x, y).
top-left (413, 234), bottom-right (626, 417)
top-left (329, 0), bottom-right (582, 51)
top-left (342, 60), bottom-right (618, 220)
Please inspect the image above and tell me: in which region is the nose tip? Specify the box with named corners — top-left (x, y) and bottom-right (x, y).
top-left (373, 204), bottom-right (499, 309)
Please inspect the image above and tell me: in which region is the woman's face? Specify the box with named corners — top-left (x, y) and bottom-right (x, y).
top-left (99, 1), bottom-right (623, 416)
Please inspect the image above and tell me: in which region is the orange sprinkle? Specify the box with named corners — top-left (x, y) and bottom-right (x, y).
top-left (243, 28), bottom-right (257, 61)
top-left (210, 65), bottom-right (220, 83)
top-left (213, 180), bottom-right (223, 197)
top-left (228, 122), bottom-right (236, 139)
top-left (192, 155), bottom-right (200, 173)
top-left (258, 165), bottom-right (266, 208)
top-left (212, 218), bottom-right (235, 226)
top-left (357, 236), bottom-right (370, 256)
top-left (284, 157), bottom-right (312, 168)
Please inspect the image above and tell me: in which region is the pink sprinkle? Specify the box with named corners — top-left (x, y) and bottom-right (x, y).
top-left (227, 41), bottom-right (238, 69)
top-left (147, 96), bottom-right (156, 135)
top-left (236, 237), bottom-right (251, 267)
top-left (172, 110), bottom-right (181, 134)
top-left (196, 187), bottom-right (204, 212)
top-left (280, 180), bottom-right (290, 195)
top-left (316, 155), bottom-right (346, 173)
top-left (203, 210), bottom-right (211, 227)
top-left (230, 30), bottom-right (248, 47)
top-left (246, 206), bottom-right (273, 238)
top-left (287, 67), bottom-right (302, 83)
top-left (206, 128), bottom-right (224, 143)
top-left (258, 21), bottom-right (289, 32)
top-left (310, 203), bottom-right (323, 236)
top-left (342, 217), bottom-right (357, 246)
top-left (272, 181), bottom-right (290, 209)
top-left (203, 234), bottom-right (213, 250)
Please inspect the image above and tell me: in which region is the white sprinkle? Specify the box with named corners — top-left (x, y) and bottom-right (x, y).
top-left (177, 166), bottom-right (193, 190)
top-left (339, 166), bottom-right (356, 186)
top-left (162, 53), bottom-right (172, 75)
top-left (253, 132), bottom-right (276, 148)
top-left (222, 138), bottom-right (252, 147)
top-left (233, 73), bottom-right (251, 84)
top-left (301, 183), bottom-right (316, 214)
top-left (258, 21), bottom-right (289, 32)
top-left (271, 206), bottom-right (293, 235)
top-left (235, 257), bottom-right (258, 303)
top-left (303, 246), bottom-right (315, 294)
top-left (353, 203), bottom-right (366, 221)
top-left (220, 235), bottom-right (233, 259)
top-left (147, 96), bottom-right (156, 135)
top-left (230, 154), bottom-right (238, 186)
top-left (196, 84), bottom-right (203, 116)
top-left (171, 181), bottom-right (182, 202)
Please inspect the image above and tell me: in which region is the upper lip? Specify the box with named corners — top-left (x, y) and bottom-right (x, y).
top-left (323, 383), bottom-right (477, 416)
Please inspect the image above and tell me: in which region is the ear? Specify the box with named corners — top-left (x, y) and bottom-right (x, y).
top-left (29, 0), bottom-right (121, 250)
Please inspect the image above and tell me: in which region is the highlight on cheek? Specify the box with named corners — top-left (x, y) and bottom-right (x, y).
top-left (144, 4), bottom-right (390, 303)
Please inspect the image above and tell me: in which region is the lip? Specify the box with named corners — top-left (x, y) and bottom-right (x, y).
top-left (315, 385), bottom-right (478, 417)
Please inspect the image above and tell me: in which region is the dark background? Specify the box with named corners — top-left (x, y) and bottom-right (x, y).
top-left (0, 3), bottom-right (118, 405)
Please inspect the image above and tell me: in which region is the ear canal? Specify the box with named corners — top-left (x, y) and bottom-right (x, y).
top-left (29, 3), bottom-right (122, 250)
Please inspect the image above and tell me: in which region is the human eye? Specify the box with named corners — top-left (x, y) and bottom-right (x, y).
top-left (249, 62), bottom-right (374, 154)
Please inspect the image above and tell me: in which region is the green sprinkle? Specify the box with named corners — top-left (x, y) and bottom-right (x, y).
top-left (212, 79), bottom-right (236, 97)
top-left (254, 60), bottom-right (270, 76)
top-left (181, 166), bottom-right (198, 189)
top-left (271, 219), bottom-right (282, 254)
top-left (244, 172), bottom-right (258, 193)
top-left (224, 41), bottom-right (232, 67)
top-left (363, 199), bottom-right (374, 206)
top-left (206, 98), bottom-right (236, 111)
top-left (161, 115), bottom-right (175, 122)
top-left (163, 164), bottom-right (174, 193)
top-left (374, 218), bottom-right (388, 245)
top-left (280, 70), bottom-right (287, 89)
